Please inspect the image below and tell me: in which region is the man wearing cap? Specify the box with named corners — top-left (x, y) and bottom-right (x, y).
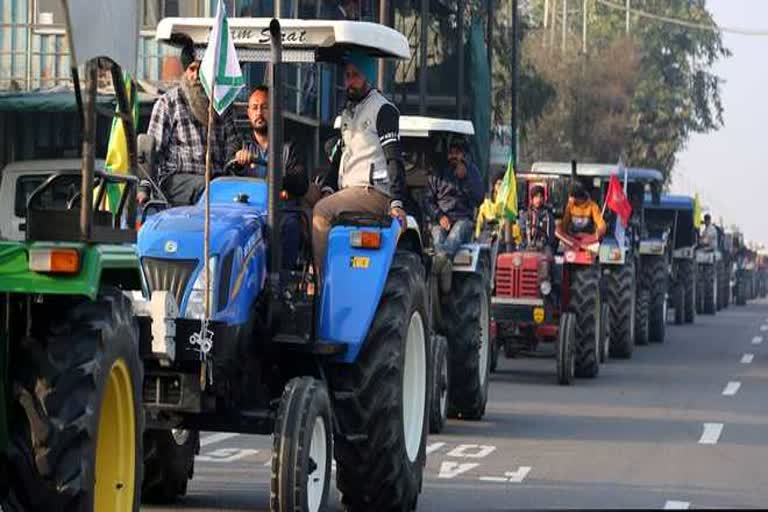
top-left (425, 138), bottom-right (484, 292)
top-left (138, 43), bottom-right (240, 206)
top-left (312, 51), bottom-right (408, 282)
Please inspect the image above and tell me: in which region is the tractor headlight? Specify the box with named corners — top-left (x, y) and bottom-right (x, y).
top-left (185, 256), bottom-right (217, 320)
top-left (540, 280), bottom-right (552, 296)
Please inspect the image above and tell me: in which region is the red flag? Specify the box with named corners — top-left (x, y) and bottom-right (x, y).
top-left (606, 175), bottom-right (632, 227)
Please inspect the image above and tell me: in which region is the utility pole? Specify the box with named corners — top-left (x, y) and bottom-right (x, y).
top-left (561, 0), bottom-right (568, 53)
top-left (544, 0), bottom-right (549, 28)
top-left (582, 0), bottom-right (588, 54)
top-left (625, 0), bottom-right (630, 34)
top-left (511, 0), bottom-right (519, 169)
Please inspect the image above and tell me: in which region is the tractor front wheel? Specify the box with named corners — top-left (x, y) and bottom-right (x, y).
top-left (429, 335), bottom-right (449, 434)
top-left (5, 288), bottom-right (143, 512)
top-left (142, 429), bottom-right (199, 503)
top-left (644, 257), bottom-right (668, 343)
top-left (556, 313), bottom-right (576, 386)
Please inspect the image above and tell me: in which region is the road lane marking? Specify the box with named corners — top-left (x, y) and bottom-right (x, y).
top-left (741, 353), bottom-right (754, 364)
top-left (197, 448), bottom-right (259, 462)
top-left (446, 444), bottom-right (496, 458)
top-left (505, 466), bottom-right (532, 483)
top-left (478, 476), bottom-right (507, 483)
top-left (664, 501), bottom-right (690, 510)
top-left (752, 336), bottom-right (763, 345)
top-left (200, 433), bottom-right (239, 447)
top-left (438, 462), bottom-right (479, 479)
top-left (722, 381), bottom-right (741, 396)
top-left (699, 423), bottom-right (723, 445)
top-left (761, 325), bottom-right (768, 332)
top-left (426, 442), bottom-right (446, 455)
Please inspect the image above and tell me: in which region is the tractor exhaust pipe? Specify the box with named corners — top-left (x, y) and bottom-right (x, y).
top-left (268, 19), bottom-right (284, 305)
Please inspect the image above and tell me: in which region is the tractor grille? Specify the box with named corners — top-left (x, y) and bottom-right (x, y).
top-left (496, 263), bottom-right (539, 298)
top-left (142, 257), bottom-right (198, 308)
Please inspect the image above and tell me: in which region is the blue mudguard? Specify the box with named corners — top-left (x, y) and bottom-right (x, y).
top-left (318, 221), bottom-right (401, 363)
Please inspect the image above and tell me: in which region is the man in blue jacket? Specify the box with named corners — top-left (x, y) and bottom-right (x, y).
top-left (426, 138), bottom-right (484, 292)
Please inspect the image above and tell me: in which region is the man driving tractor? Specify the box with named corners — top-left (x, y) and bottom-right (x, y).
top-left (562, 181), bottom-right (607, 238)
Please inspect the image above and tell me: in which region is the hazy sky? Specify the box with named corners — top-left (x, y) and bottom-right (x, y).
top-left (674, 0), bottom-right (768, 246)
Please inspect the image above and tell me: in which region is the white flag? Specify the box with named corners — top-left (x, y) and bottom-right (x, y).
top-left (199, 0), bottom-right (245, 115)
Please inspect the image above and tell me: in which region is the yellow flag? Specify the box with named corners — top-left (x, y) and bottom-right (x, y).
top-left (100, 73), bottom-right (138, 213)
top-left (496, 155), bottom-right (518, 221)
top-left (693, 192), bottom-right (702, 229)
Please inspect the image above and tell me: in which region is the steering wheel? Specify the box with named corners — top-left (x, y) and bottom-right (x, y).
top-left (223, 158), bottom-right (246, 177)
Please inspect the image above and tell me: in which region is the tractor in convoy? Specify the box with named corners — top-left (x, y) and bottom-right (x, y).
top-left (130, 16), bottom-right (453, 512)
top-left (733, 233), bottom-right (757, 306)
top-left (491, 162), bottom-right (606, 385)
top-left (386, 116), bottom-right (494, 433)
top-left (642, 194), bottom-right (699, 325)
top-left (1, 2), bottom-right (145, 510)
top-left (696, 213), bottom-right (723, 316)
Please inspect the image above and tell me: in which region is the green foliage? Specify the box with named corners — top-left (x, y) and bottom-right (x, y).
top-left (516, 0), bottom-right (729, 178)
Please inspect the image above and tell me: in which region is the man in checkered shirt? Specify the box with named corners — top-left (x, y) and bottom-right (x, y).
top-left (138, 43), bottom-right (240, 206)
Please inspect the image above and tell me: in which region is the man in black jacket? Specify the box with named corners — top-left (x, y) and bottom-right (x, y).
top-left (234, 86), bottom-right (309, 270)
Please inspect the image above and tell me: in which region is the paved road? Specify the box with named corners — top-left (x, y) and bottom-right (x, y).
top-left (144, 300), bottom-right (768, 511)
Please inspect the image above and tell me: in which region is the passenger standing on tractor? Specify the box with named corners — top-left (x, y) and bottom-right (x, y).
top-left (312, 51), bottom-right (408, 283)
top-left (519, 185), bottom-right (556, 253)
top-left (700, 214), bottom-right (719, 250)
top-left (562, 181), bottom-right (607, 237)
top-left (138, 42), bottom-right (239, 206)
top-left (426, 138), bottom-right (484, 290)
top-left (233, 85), bottom-right (309, 270)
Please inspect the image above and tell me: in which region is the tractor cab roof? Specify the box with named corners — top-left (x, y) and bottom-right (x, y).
top-left (333, 115), bottom-right (474, 138)
top-left (527, 162), bottom-right (663, 183)
top-left (156, 17), bottom-right (411, 62)
top-left (643, 194), bottom-right (695, 212)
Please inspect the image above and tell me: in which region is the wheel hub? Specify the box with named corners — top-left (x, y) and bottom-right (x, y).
top-left (403, 311), bottom-right (427, 463)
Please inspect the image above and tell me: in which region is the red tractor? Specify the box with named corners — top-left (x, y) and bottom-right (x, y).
top-left (492, 179), bottom-right (607, 385)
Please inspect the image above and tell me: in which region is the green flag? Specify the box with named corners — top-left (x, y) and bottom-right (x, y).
top-left (496, 155), bottom-right (518, 221)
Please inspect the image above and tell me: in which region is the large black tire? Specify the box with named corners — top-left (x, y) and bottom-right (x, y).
top-left (716, 260), bottom-right (727, 311)
top-left (429, 335), bottom-right (449, 434)
top-left (736, 275), bottom-right (747, 306)
top-left (445, 273), bottom-right (491, 420)
top-left (635, 288), bottom-right (650, 346)
top-left (5, 288), bottom-right (143, 512)
top-left (271, 377), bottom-right (332, 512)
top-left (556, 313), bottom-right (576, 386)
top-left (680, 260), bottom-right (696, 323)
top-left (721, 261), bottom-right (731, 309)
top-left (569, 266), bottom-right (600, 378)
top-left (330, 251), bottom-right (429, 512)
top-left (701, 263), bottom-right (717, 315)
top-left (673, 283), bottom-right (684, 325)
top-left (599, 304), bottom-right (611, 364)
top-left (490, 332), bottom-right (500, 373)
top-left (142, 429), bottom-right (199, 503)
top-left (644, 257), bottom-right (667, 343)
top-left (604, 260), bottom-right (636, 359)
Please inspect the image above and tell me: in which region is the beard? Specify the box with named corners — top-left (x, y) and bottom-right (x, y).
top-left (346, 85), bottom-right (367, 102)
top-left (253, 119), bottom-right (268, 136)
top-left (181, 74), bottom-right (210, 125)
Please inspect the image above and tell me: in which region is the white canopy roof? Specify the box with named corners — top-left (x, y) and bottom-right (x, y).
top-left (62, 0), bottom-right (138, 74)
top-left (333, 115), bottom-right (474, 138)
top-left (156, 17), bottom-right (410, 60)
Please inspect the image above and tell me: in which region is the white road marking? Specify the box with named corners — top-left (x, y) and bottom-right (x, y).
top-left (426, 442), bottom-right (446, 455)
top-left (196, 448), bottom-right (259, 462)
top-left (761, 325), bottom-right (768, 332)
top-left (438, 461), bottom-right (480, 479)
top-left (753, 336), bottom-right (763, 345)
top-left (505, 466), bottom-right (532, 483)
top-left (478, 476), bottom-right (508, 483)
top-left (664, 500), bottom-right (690, 510)
top-left (200, 432), bottom-right (239, 447)
top-left (446, 444), bottom-right (496, 459)
top-left (741, 353), bottom-right (754, 364)
top-left (699, 423), bottom-right (724, 445)
top-left (722, 381), bottom-right (741, 396)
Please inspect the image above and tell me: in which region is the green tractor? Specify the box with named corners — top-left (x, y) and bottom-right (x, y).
top-left (1, 2), bottom-right (144, 510)
top-left (643, 194), bottom-right (698, 325)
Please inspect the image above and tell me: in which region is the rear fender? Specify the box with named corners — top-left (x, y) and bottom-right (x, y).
top-left (318, 221), bottom-right (401, 363)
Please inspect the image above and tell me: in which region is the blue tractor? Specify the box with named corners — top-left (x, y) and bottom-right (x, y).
top-left (132, 17), bottom-right (432, 512)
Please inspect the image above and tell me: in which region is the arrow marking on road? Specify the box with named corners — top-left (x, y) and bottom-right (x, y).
top-left (752, 336), bottom-right (763, 345)
top-left (664, 500), bottom-right (690, 510)
top-left (722, 381), bottom-right (741, 396)
top-left (446, 444), bottom-right (496, 459)
top-left (426, 442), bottom-right (446, 455)
top-left (741, 353), bottom-right (754, 364)
top-left (699, 423), bottom-right (724, 445)
top-left (505, 466), bottom-right (532, 483)
top-left (200, 432), bottom-right (239, 447)
top-left (438, 461), bottom-right (479, 479)
top-left (761, 325), bottom-right (768, 332)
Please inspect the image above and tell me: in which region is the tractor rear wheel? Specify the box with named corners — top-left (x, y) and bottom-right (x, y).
top-left (635, 288), bottom-right (650, 346)
top-left (680, 260), bottom-right (696, 323)
top-left (556, 313), bottom-right (576, 386)
top-left (142, 429), bottom-right (199, 503)
top-left (4, 288), bottom-right (143, 512)
top-left (429, 335), bottom-right (449, 434)
top-left (604, 260), bottom-right (636, 359)
top-left (569, 266), bottom-right (600, 378)
top-left (445, 273), bottom-right (491, 420)
top-left (330, 251), bottom-right (429, 512)
top-left (644, 257), bottom-right (667, 343)
top-left (599, 304), bottom-right (611, 363)
top-left (271, 377), bottom-right (332, 512)
top-left (702, 264), bottom-right (717, 315)
top-left (673, 283), bottom-right (685, 325)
